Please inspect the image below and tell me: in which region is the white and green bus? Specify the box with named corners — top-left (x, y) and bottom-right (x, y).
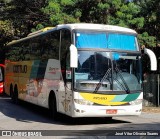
top-left (5, 23), bottom-right (157, 119)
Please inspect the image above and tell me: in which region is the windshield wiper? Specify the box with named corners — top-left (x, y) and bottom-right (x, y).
top-left (114, 67), bottom-right (130, 94)
top-left (93, 68), bottom-right (111, 93)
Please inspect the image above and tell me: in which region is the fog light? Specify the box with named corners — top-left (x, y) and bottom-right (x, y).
top-left (129, 99), bottom-right (142, 105)
top-left (74, 99), bottom-right (94, 105)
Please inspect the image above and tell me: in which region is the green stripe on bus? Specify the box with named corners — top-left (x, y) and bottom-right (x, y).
top-left (122, 93), bottom-right (140, 102)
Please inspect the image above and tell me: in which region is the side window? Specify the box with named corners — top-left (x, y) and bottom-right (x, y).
top-left (60, 29), bottom-right (71, 81)
top-left (6, 31), bottom-right (60, 62)
top-left (39, 35), bottom-right (49, 60)
top-left (5, 44), bottom-right (17, 61)
top-left (27, 31), bottom-right (60, 61)
top-left (50, 30), bottom-right (60, 59)
top-left (18, 41), bottom-right (31, 61)
top-left (23, 39), bottom-right (31, 61)
top-left (6, 42), bottom-right (27, 61)
top-left (40, 31), bottom-right (60, 60)
top-left (29, 37), bottom-right (41, 60)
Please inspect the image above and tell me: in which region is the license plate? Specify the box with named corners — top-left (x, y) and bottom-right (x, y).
top-left (106, 109), bottom-right (117, 114)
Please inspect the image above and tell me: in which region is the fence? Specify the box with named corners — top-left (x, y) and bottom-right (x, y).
top-left (143, 74), bottom-right (160, 107)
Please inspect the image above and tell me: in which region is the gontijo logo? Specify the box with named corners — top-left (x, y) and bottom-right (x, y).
top-left (13, 65), bottom-right (27, 73)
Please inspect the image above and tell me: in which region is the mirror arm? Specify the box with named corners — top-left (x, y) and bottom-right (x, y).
top-left (144, 48), bottom-right (157, 71)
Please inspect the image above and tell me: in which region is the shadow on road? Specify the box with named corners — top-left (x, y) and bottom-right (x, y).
top-left (1, 95), bottom-right (160, 137)
top-left (0, 95), bottom-right (130, 125)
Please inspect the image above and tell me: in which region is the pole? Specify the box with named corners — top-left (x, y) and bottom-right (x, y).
top-left (158, 74), bottom-right (159, 107)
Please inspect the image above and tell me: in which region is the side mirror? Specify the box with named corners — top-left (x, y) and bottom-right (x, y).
top-left (144, 48), bottom-right (157, 71)
top-left (70, 44), bottom-right (78, 68)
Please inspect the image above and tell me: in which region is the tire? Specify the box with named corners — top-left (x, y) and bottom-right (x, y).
top-left (10, 85), bottom-right (14, 102)
top-left (49, 93), bottom-right (59, 120)
top-left (11, 85), bottom-right (19, 104)
top-left (14, 85), bottom-right (19, 104)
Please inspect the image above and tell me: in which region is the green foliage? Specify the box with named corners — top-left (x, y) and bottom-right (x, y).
top-left (1, 0), bottom-right (160, 69)
top-left (0, 20), bottom-right (12, 63)
top-left (134, 0), bottom-right (160, 47)
top-left (112, 2), bottom-right (144, 29)
top-left (41, 0), bottom-right (79, 26)
top-left (0, 0), bottom-right (160, 49)
top-left (138, 32), bottom-right (156, 47)
top-left (0, 20), bottom-right (13, 37)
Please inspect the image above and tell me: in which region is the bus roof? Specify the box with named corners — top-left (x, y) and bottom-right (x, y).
top-left (7, 23), bottom-right (137, 45)
top-left (27, 27), bottom-right (55, 37)
top-left (57, 23), bottom-right (137, 34)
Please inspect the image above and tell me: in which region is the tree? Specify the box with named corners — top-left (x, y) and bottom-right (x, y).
top-left (1, 0), bottom-right (47, 39)
top-left (138, 32), bottom-right (156, 47)
top-left (41, 0), bottom-right (80, 27)
top-left (0, 0), bottom-right (48, 62)
top-left (134, 0), bottom-right (160, 46)
top-left (1, 0), bottom-right (159, 48)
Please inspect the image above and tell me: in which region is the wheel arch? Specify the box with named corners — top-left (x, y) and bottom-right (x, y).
top-left (48, 90), bottom-right (57, 110)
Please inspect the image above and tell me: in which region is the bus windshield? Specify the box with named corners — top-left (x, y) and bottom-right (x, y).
top-left (74, 51), bottom-right (142, 94)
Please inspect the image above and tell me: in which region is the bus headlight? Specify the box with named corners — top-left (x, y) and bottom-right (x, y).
top-left (74, 99), bottom-right (94, 105)
top-left (129, 99), bottom-right (142, 105)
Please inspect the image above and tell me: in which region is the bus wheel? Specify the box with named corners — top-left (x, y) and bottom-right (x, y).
top-left (10, 85), bottom-right (14, 102)
top-left (14, 85), bottom-right (19, 104)
top-left (49, 93), bottom-right (58, 120)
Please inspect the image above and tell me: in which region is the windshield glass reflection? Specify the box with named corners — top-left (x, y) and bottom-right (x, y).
top-left (74, 51), bottom-right (142, 94)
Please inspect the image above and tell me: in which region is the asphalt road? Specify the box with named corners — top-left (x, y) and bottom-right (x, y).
top-left (0, 94), bottom-right (160, 139)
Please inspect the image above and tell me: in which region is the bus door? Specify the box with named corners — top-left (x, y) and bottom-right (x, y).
top-left (59, 53), bottom-right (72, 115)
top-left (59, 29), bottom-right (72, 116)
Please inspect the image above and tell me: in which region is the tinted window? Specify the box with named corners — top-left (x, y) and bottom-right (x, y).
top-left (6, 30), bottom-right (60, 61)
top-left (6, 40), bottom-right (29, 61)
top-left (60, 29), bottom-right (71, 80)
top-left (40, 31), bottom-right (60, 60)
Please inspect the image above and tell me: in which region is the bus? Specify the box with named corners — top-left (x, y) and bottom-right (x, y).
top-left (0, 64), bottom-right (4, 94)
top-left (5, 23), bottom-right (157, 119)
